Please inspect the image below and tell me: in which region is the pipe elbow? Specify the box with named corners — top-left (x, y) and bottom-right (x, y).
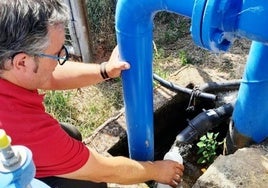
top-left (115, 0), bottom-right (156, 36)
top-left (115, 0), bottom-right (194, 36)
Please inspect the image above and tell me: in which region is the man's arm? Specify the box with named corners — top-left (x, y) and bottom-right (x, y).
top-left (40, 46), bottom-right (130, 90)
top-left (57, 148), bottom-right (184, 187)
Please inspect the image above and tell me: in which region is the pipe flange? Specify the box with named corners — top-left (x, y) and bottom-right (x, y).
top-left (191, 0), bottom-right (208, 48)
top-left (191, 0), bottom-right (237, 52)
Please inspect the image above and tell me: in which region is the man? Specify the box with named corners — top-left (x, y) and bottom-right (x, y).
top-left (0, 0), bottom-right (184, 187)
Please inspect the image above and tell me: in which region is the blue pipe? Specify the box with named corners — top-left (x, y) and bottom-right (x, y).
top-left (115, 0), bottom-right (195, 160)
top-left (237, 0), bottom-right (268, 43)
top-left (191, 0), bottom-right (268, 143)
top-left (233, 42), bottom-right (268, 143)
top-left (192, 0), bottom-right (268, 52)
top-left (116, 0), bottom-right (268, 160)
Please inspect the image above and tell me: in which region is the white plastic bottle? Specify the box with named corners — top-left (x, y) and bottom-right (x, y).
top-left (157, 146), bottom-right (183, 188)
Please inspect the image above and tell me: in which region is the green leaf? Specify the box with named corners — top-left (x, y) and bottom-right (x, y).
top-left (207, 132), bottom-right (213, 139)
top-left (200, 135), bottom-right (207, 141)
top-left (197, 158), bottom-right (206, 164)
top-left (197, 148), bottom-right (205, 154)
top-left (214, 132), bottom-right (219, 138)
top-left (197, 142), bottom-right (206, 147)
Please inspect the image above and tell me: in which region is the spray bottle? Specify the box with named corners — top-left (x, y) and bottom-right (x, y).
top-left (0, 129), bottom-right (50, 188)
top-left (157, 146), bottom-right (183, 188)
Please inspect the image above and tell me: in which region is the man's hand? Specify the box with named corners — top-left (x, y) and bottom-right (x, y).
top-left (105, 46), bottom-right (130, 78)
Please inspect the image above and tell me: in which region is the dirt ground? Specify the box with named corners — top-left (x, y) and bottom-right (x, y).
top-left (167, 39), bottom-right (251, 89)
top-left (184, 38), bottom-right (249, 78)
top-left (153, 19), bottom-right (251, 85)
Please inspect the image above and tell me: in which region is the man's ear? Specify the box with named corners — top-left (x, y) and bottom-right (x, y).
top-left (12, 53), bottom-right (28, 71)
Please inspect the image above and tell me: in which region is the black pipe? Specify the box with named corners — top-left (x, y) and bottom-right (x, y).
top-left (176, 102), bottom-right (235, 144)
top-left (153, 73), bottom-right (241, 101)
top-left (153, 73), bottom-right (217, 101)
top-left (199, 80), bottom-right (241, 92)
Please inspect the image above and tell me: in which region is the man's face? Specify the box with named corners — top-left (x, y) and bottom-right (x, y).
top-left (1, 18), bottom-right (67, 90)
top-left (34, 24), bottom-right (66, 87)
top-left (6, 24), bottom-right (66, 90)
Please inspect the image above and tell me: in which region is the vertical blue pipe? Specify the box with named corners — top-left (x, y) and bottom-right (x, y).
top-left (115, 0), bottom-right (195, 160)
top-left (117, 31), bottom-right (155, 160)
top-left (233, 42), bottom-right (268, 142)
top-left (226, 0), bottom-right (268, 143)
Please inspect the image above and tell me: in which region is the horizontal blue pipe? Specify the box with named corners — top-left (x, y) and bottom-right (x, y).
top-left (116, 0), bottom-right (195, 160)
top-left (237, 0), bottom-right (268, 43)
top-left (191, 0), bottom-right (268, 52)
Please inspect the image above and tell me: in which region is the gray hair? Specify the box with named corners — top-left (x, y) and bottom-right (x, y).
top-left (0, 0), bottom-right (69, 69)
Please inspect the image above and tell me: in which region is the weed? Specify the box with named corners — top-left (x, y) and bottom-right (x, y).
top-left (43, 90), bottom-right (75, 123)
top-left (43, 78), bottom-right (124, 138)
top-left (86, 0), bottom-right (116, 50)
top-left (154, 12), bottom-right (189, 45)
top-left (179, 50), bottom-right (190, 66)
top-left (197, 132), bottom-right (224, 165)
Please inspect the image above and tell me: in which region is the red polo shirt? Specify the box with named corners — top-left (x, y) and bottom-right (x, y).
top-left (0, 78), bottom-right (89, 178)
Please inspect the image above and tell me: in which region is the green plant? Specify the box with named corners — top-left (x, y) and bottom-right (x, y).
top-left (44, 90), bottom-right (73, 122)
top-left (152, 42), bottom-right (169, 82)
top-left (153, 45), bottom-right (166, 60)
top-left (179, 50), bottom-right (190, 66)
top-left (197, 132), bottom-right (224, 165)
top-left (154, 12), bottom-right (189, 45)
top-left (42, 79), bottom-right (125, 138)
top-left (86, 0), bottom-right (116, 50)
